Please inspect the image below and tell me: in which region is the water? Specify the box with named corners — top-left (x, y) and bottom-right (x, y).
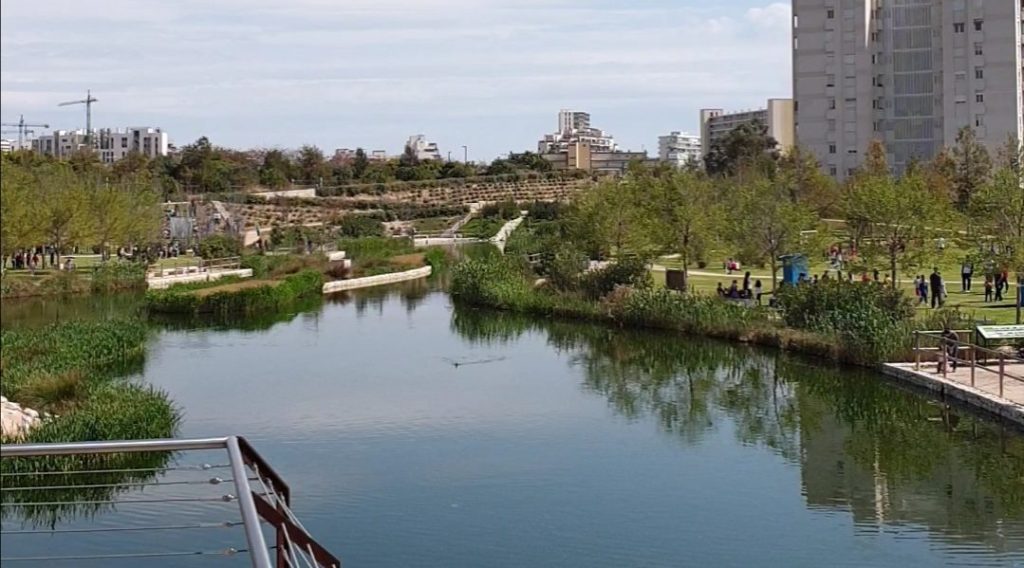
top-left (3, 286), bottom-right (1024, 566)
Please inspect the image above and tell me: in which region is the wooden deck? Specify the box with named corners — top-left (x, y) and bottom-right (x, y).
top-left (882, 361), bottom-right (1024, 425)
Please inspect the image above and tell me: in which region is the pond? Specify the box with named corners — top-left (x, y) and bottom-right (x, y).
top-left (2, 285), bottom-right (1024, 567)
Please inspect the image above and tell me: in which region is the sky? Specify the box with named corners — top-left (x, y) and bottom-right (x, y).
top-left (0, 0), bottom-right (793, 161)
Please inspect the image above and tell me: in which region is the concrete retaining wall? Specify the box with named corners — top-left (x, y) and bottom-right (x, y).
top-left (322, 266), bottom-right (432, 294)
top-left (881, 363), bottom-right (1024, 425)
top-left (147, 269), bottom-right (253, 290)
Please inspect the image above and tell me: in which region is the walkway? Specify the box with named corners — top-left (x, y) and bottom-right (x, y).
top-left (882, 361), bottom-right (1024, 425)
top-left (490, 214), bottom-right (526, 253)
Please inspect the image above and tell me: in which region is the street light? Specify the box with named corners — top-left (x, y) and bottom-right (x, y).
top-left (462, 145), bottom-right (468, 163)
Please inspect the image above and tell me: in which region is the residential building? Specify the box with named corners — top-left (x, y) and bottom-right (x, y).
top-left (405, 134), bottom-right (442, 161)
top-left (792, 0), bottom-right (1024, 180)
top-left (96, 127), bottom-right (169, 163)
top-left (333, 148), bottom-right (357, 162)
top-left (369, 150), bottom-right (388, 162)
top-left (538, 109), bottom-right (617, 153)
top-left (658, 132), bottom-right (702, 167)
top-left (542, 142), bottom-right (653, 174)
top-left (700, 99), bottom-right (795, 158)
top-left (31, 129), bottom-right (88, 158)
top-left (0, 139), bottom-right (13, 153)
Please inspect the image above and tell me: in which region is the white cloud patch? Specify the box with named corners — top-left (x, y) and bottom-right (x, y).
top-left (1, 0), bottom-right (793, 158)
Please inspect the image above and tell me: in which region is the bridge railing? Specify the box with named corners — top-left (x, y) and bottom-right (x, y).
top-left (913, 330), bottom-right (1024, 399)
top-left (1, 436), bottom-right (339, 568)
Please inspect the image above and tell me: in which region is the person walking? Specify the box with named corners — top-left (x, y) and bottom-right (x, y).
top-left (961, 259), bottom-right (973, 292)
top-left (754, 279), bottom-right (763, 306)
top-left (929, 268), bottom-right (943, 308)
top-left (939, 325), bottom-right (959, 373)
top-left (984, 276), bottom-right (994, 302)
top-left (742, 271), bottom-right (751, 297)
top-left (918, 276), bottom-right (929, 305)
top-left (995, 272), bottom-right (1004, 302)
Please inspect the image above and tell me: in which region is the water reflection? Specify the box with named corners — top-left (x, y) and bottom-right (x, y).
top-left (452, 305), bottom-right (1024, 555)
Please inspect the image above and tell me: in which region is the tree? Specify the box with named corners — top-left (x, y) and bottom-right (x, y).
top-left (37, 166), bottom-right (92, 258)
top-left (923, 148), bottom-right (957, 203)
top-left (727, 173), bottom-right (818, 291)
top-left (352, 148), bottom-right (369, 180)
top-left (842, 167), bottom-right (951, 287)
top-left (568, 177), bottom-right (651, 259)
top-left (951, 126), bottom-right (992, 211)
top-left (704, 120), bottom-right (779, 177)
top-left (0, 158), bottom-right (42, 259)
top-left (297, 145), bottom-right (330, 186)
top-left (259, 149), bottom-right (294, 188)
top-left (88, 174), bottom-right (162, 259)
top-left (645, 170), bottom-right (720, 290)
top-left (111, 151), bottom-right (151, 179)
top-left (777, 146), bottom-right (839, 216)
top-left (973, 136), bottom-right (1024, 320)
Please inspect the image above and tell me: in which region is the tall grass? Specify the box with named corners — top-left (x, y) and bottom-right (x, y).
top-left (145, 269), bottom-right (324, 315)
top-left (449, 256), bottom-right (926, 365)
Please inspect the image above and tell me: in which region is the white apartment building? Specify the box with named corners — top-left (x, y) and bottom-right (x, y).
top-left (699, 99), bottom-right (795, 158)
top-left (539, 109), bottom-right (617, 153)
top-left (0, 139), bottom-right (13, 154)
top-left (405, 134), bottom-right (442, 161)
top-left (793, 0), bottom-right (1024, 180)
top-left (96, 127), bottom-right (169, 163)
top-left (31, 129), bottom-right (88, 158)
top-left (658, 132), bottom-right (702, 167)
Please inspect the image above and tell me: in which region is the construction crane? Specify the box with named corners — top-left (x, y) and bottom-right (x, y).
top-left (0, 115), bottom-right (49, 148)
top-left (58, 89), bottom-right (98, 147)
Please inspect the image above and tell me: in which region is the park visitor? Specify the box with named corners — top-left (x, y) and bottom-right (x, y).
top-left (754, 280), bottom-right (763, 305)
top-left (716, 282), bottom-right (725, 297)
top-left (984, 276), bottom-right (994, 302)
top-left (929, 269), bottom-right (943, 308)
top-left (939, 326), bottom-right (959, 373)
top-left (917, 276), bottom-right (928, 305)
top-left (961, 259), bottom-right (973, 292)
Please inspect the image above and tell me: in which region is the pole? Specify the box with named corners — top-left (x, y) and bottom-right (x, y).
top-left (914, 331), bottom-right (920, 371)
top-left (462, 145), bottom-right (468, 163)
top-left (1017, 275), bottom-right (1022, 325)
top-left (999, 355), bottom-right (1005, 398)
top-left (86, 89), bottom-right (92, 148)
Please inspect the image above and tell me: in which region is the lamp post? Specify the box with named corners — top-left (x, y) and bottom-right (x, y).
top-left (462, 145), bottom-right (468, 163)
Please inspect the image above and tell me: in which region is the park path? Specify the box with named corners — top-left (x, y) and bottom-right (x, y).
top-left (491, 214), bottom-right (526, 253)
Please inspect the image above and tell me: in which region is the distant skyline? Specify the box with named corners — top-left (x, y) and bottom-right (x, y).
top-left (0, 0), bottom-right (792, 161)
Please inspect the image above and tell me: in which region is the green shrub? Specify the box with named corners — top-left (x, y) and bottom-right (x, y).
top-left (145, 270), bottom-right (323, 315)
top-left (578, 257), bottom-right (651, 300)
top-left (338, 237), bottom-right (414, 261)
top-left (776, 281), bottom-right (914, 362)
top-left (90, 261), bottom-right (146, 292)
top-left (196, 234), bottom-right (241, 259)
top-left (337, 215), bottom-right (384, 238)
top-left (479, 199), bottom-right (520, 220)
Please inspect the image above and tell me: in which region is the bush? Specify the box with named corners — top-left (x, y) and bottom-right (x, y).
top-left (479, 199), bottom-right (520, 220)
top-left (776, 281), bottom-right (914, 362)
top-left (526, 201), bottom-right (564, 221)
top-left (337, 215), bottom-right (384, 238)
top-left (578, 257), bottom-right (651, 300)
top-left (91, 261), bottom-right (146, 293)
top-left (196, 234), bottom-right (241, 259)
top-left (145, 270), bottom-right (324, 315)
top-left (338, 237), bottom-right (414, 261)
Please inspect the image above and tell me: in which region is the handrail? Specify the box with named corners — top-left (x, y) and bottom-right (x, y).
top-left (1, 436), bottom-right (338, 568)
top-left (913, 330), bottom-right (1023, 399)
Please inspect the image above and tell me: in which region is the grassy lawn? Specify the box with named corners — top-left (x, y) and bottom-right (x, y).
top-left (412, 216), bottom-right (460, 234)
top-left (460, 218), bottom-right (505, 239)
top-left (651, 263), bottom-right (1018, 325)
top-left (192, 279), bottom-right (279, 297)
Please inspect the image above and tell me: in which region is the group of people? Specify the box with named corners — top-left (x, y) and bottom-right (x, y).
top-left (4, 248), bottom-right (77, 272)
top-left (960, 259), bottom-right (1013, 303)
top-left (913, 270), bottom-right (949, 308)
top-left (716, 272), bottom-right (764, 305)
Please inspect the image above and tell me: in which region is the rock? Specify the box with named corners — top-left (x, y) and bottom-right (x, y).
top-left (1, 399), bottom-right (42, 441)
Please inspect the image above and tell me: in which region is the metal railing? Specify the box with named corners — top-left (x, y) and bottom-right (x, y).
top-left (0, 436), bottom-right (339, 568)
top-left (913, 330), bottom-right (1024, 399)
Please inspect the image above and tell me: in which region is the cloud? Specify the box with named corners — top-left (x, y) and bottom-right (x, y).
top-left (0, 1), bottom-right (793, 158)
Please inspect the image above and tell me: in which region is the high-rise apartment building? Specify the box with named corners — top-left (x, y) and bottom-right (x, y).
top-left (539, 109), bottom-right (616, 153)
top-left (658, 132), bottom-right (702, 167)
top-left (699, 99), bottom-right (795, 159)
top-left (793, 0), bottom-right (1024, 180)
top-left (31, 129), bottom-right (88, 158)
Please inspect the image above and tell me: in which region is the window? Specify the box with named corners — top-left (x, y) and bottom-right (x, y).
top-left (829, 166), bottom-right (838, 177)
top-left (974, 43), bottom-right (983, 56)
top-left (827, 75), bottom-right (835, 87)
top-left (829, 98), bottom-right (836, 109)
top-left (827, 8), bottom-right (834, 19)
top-left (829, 144), bottom-right (837, 154)
top-left (976, 92), bottom-right (984, 103)
top-left (975, 67), bottom-right (984, 79)
top-left (954, 22), bottom-right (965, 33)
top-left (976, 115), bottom-right (985, 127)
top-left (974, 19), bottom-right (983, 31)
